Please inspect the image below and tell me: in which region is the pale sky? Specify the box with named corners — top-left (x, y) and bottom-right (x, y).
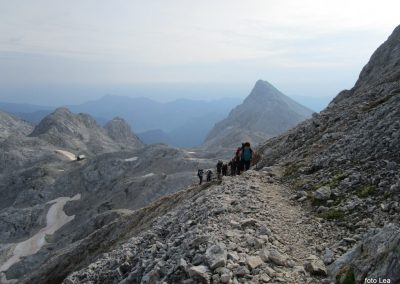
top-left (0, 0), bottom-right (399, 105)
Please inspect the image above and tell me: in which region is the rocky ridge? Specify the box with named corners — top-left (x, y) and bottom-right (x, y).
top-left (29, 107), bottom-right (135, 154)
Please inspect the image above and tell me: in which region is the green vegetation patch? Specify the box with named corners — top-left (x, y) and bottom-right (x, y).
top-left (318, 210), bottom-right (345, 220)
top-left (356, 184), bottom-right (376, 198)
top-left (283, 162), bottom-right (301, 178)
top-left (313, 172), bottom-right (348, 191)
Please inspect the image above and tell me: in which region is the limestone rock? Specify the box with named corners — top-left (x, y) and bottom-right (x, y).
top-left (205, 244), bottom-right (227, 270)
top-left (188, 265), bottom-right (211, 284)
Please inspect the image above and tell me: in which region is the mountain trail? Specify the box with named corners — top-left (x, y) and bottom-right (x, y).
top-left (65, 169), bottom-right (339, 283)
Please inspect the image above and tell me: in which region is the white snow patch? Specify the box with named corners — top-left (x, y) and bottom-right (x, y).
top-left (142, 173), bottom-right (155, 178)
top-left (124, 156), bottom-right (138, 162)
top-left (0, 194), bottom-right (81, 273)
top-left (55, 150), bottom-right (76, 161)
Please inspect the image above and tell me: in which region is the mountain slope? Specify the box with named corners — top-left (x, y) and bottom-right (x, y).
top-left (0, 111), bottom-right (33, 141)
top-left (204, 80), bottom-right (313, 150)
top-left (104, 117), bottom-right (143, 148)
top-left (257, 25), bottom-right (400, 281)
top-left (16, 171), bottom-right (340, 284)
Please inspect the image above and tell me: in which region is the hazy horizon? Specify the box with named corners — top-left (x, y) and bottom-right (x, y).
top-left (1, 1), bottom-right (399, 109)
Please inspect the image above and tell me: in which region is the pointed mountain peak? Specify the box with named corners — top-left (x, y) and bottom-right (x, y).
top-left (244, 79), bottom-right (286, 105)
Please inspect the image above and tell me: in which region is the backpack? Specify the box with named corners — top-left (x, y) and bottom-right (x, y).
top-left (198, 169), bottom-right (204, 177)
top-left (243, 148), bottom-right (253, 161)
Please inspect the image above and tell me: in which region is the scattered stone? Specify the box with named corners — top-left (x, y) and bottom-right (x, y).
top-left (246, 256), bottom-right (264, 270)
top-left (267, 249), bottom-right (288, 266)
top-left (304, 259), bottom-right (327, 276)
top-left (188, 265), bottom-right (211, 284)
top-left (314, 186), bottom-right (331, 200)
top-left (234, 266), bottom-right (249, 278)
top-left (205, 244), bottom-right (227, 270)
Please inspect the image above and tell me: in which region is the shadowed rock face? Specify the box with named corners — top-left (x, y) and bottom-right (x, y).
top-left (257, 25), bottom-right (400, 281)
top-left (203, 80), bottom-right (312, 150)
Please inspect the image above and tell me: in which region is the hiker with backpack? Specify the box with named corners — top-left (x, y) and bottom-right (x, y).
top-left (236, 143), bottom-right (244, 174)
top-left (222, 163), bottom-right (228, 176)
top-left (216, 160), bottom-right (223, 179)
top-left (206, 169), bottom-right (213, 182)
top-left (197, 169), bottom-right (204, 185)
top-left (228, 158), bottom-right (236, 176)
top-left (242, 142), bottom-right (253, 171)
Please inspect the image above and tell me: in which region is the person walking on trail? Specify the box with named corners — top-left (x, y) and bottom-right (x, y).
top-left (206, 169), bottom-right (213, 182)
top-left (228, 158), bottom-right (236, 176)
top-left (242, 142), bottom-right (253, 171)
top-left (216, 160), bottom-right (223, 179)
top-left (197, 169), bottom-right (204, 185)
top-left (236, 143), bottom-right (244, 174)
top-left (222, 163), bottom-right (228, 176)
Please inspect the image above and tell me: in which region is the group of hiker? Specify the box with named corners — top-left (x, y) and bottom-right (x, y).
top-left (197, 142), bottom-right (253, 185)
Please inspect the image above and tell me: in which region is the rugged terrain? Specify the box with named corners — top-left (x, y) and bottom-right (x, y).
top-left (0, 109), bottom-right (213, 283)
top-left (203, 80), bottom-right (312, 153)
top-left (256, 25), bottom-right (400, 282)
top-left (0, 25), bottom-right (399, 284)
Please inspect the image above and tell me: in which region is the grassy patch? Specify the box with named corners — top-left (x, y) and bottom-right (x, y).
top-left (327, 172), bottom-right (348, 188)
top-left (356, 185), bottom-right (376, 198)
top-left (283, 163), bottom-right (301, 177)
top-left (318, 210), bottom-right (345, 220)
top-left (313, 172), bottom-right (348, 191)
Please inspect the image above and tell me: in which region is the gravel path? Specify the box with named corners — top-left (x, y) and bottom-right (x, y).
top-left (66, 169), bottom-right (340, 283)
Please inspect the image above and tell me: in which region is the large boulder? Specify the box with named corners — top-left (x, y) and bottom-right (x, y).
top-left (329, 223), bottom-right (400, 283)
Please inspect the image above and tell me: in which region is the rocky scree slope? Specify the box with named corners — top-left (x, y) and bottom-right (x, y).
top-left (257, 25), bottom-right (400, 281)
top-left (1, 108), bottom-right (213, 283)
top-left (203, 80), bottom-right (312, 151)
top-left (62, 170), bottom-right (345, 284)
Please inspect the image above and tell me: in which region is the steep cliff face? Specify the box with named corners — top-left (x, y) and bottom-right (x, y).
top-left (204, 80), bottom-right (312, 150)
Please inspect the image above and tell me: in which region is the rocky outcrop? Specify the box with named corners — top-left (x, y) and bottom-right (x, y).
top-left (0, 111), bottom-right (33, 141)
top-left (329, 223), bottom-right (400, 283)
top-left (29, 108), bottom-right (126, 154)
top-left (104, 117), bottom-right (143, 148)
top-left (204, 80), bottom-right (312, 150)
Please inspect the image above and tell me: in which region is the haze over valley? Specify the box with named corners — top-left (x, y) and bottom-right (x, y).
top-left (0, 1), bottom-right (399, 283)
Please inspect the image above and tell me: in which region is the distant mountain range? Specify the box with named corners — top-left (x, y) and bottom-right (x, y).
top-left (0, 97), bottom-right (241, 147)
